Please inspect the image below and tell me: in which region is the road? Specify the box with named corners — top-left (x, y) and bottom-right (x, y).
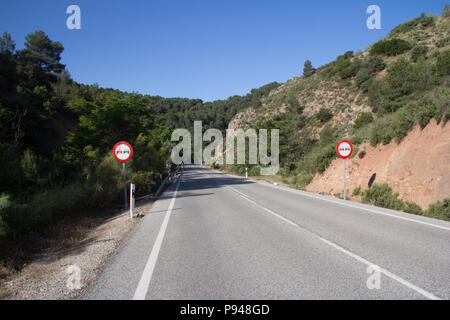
top-left (86, 165), bottom-right (450, 300)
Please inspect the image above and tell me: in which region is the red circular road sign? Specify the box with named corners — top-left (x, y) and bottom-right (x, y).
top-left (112, 141), bottom-right (133, 163)
top-left (336, 140), bottom-right (353, 159)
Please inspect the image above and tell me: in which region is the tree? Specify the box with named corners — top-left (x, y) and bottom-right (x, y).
top-left (303, 60), bottom-right (316, 77)
top-left (0, 32), bottom-right (15, 53)
top-left (20, 31), bottom-right (65, 73)
top-left (443, 4), bottom-right (450, 17)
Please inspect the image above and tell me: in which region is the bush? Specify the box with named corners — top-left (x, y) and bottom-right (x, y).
top-left (132, 171), bottom-right (159, 196)
top-left (354, 112), bottom-right (374, 129)
top-left (404, 201), bottom-right (423, 215)
top-left (369, 108), bottom-right (414, 146)
top-left (339, 59), bottom-right (363, 79)
top-left (316, 107), bottom-right (333, 123)
top-left (352, 186), bottom-right (361, 196)
top-left (368, 79), bottom-right (391, 113)
top-left (410, 45), bottom-right (428, 62)
top-left (443, 4), bottom-right (450, 17)
top-left (300, 143), bottom-right (336, 174)
top-left (355, 68), bottom-right (372, 91)
top-left (295, 172), bottom-right (313, 189)
top-left (365, 56), bottom-right (386, 73)
top-left (362, 183), bottom-right (405, 211)
top-left (370, 38), bottom-right (411, 56)
top-left (436, 49), bottom-right (450, 76)
top-left (416, 104), bottom-right (437, 128)
top-left (425, 198), bottom-right (450, 221)
top-left (249, 166), bottom-right (261, 176)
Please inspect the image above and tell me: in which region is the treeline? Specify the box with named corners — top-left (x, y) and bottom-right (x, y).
top-left (151, 81), bottom-right (280, 130)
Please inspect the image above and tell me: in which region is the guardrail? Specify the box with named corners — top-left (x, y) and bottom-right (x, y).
top-left (152, 165), bottom-right (184, 199)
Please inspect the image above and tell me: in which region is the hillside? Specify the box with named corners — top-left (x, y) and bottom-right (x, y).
top-left (222, 10), bottom-right (450, 217)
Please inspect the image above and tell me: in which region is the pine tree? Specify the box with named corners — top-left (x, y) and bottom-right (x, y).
top-left (303, 60), bottom-right (315, 77)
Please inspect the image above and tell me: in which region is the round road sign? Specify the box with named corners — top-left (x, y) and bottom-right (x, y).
top-left (336, 140), bottom-right (353, 159)
top-left (112, 141), bottom-right (133, 162)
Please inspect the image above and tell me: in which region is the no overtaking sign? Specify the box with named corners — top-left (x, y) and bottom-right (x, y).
top-left (336, 140), bottom-right (353, 200)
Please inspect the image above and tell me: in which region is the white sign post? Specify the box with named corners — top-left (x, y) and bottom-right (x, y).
top-left (336, 140), bottom-right (353, 200)
top-left (130, 183), bottom-right (135, 218)
top-left (245, 167), bottom-right (248, 179)
top-left (112, 141), bottom-right (134, 209)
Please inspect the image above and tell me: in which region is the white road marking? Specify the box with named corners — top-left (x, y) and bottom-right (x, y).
top-left (224, 184), bottom-right (296, 227)
top-left (212, 169), bottom-right (450, 232)
top-left (318, 237), bottom-right (441, 300)
top-left (220, 180), bottom-right (442, 300)
top-left (133, 173), bottom-right (182, 300)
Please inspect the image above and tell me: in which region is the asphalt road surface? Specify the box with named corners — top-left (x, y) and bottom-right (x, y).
top-left (86, 165), bottom-right (450, 300)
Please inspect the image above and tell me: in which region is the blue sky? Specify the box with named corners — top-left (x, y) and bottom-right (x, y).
top-left (0, 0), bottom-right (446, 101)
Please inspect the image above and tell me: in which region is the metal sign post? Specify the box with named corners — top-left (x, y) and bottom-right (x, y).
top-left (245, 167), bottom-right (248, 179)
top-left (112, 141), bottom-right (134, 210)
top-left (343, 158), bottom-right (346, 200)
top-left (336, 140), bottom-right (353, 201)
top-left (123, 163), bottom-right (127, 209)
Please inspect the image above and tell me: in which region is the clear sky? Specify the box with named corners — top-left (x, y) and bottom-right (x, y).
top-left (0, 0), bottom-right (446, 101)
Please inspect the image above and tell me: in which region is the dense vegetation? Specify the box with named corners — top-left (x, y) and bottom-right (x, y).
top-left (0, 30), bottom-right (278, 239)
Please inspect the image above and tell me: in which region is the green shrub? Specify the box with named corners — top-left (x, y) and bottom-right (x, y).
top-left (295, 172), bottom-right (313, 189)
top-left (425, 198), bottom-right (450, 221)
top-left (436, 49), bottom-right (450, 76)
top-left (365, 56), bottom-right (386, 73)
top-left (355, 68), bottom-right (372, 91)
top-left (436, 37), bottom-right (450, 48)
top-left (352, 186), bottom-right (361, 196)
top-left (443, 4), bottom-right (450, 17)
top-left (132, 171), bottom-right (158, 196)
top-left (368, 79), bottom-right (391, 113)
top-left (354, 112), bottom-right (374, 129)
top-left (370, 38), bottom-right (411, 56)
top-left (392, 109), bottom-right (415, 142)
top-left (300, 143), bottom-right (336, 174)
top-left (416, 104), bottom-right (437, 128)
top-left (316, 107), bottom-right (333, 123)
top-left (419, 13), bottom-right (435, 27)
top-left (369, 118), bottom-right (394, 146)
top-left (249, 166), bottom-right (261, 176)
top-left (369, 108), bottom-right (415, 146)
top-left (404, 201), bottom-right (423, 215)
top-left (389, 14), bottom-right (435, 35)
top-left (362, 183), bottom-right (405, 211)
top-left (410, 45), bottom-right (428, 62)
top-left (390, 19), bottom-right (420, 35)
top-left (339, 59), bottom-right (363, 79)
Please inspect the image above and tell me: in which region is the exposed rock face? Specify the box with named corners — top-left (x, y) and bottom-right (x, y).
top-left (307, 119), bottom-right (450, 209)
top-left (227, 107), bottom-right (257, 132)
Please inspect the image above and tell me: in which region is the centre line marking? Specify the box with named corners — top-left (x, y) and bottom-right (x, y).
top-left (218, 179), bottom-right (441, 300)
top-left (133, 172), bottom-right (182, 300)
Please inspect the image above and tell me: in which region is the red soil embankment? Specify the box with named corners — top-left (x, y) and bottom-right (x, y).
top-left (307, 119), bottom-right (450, 209)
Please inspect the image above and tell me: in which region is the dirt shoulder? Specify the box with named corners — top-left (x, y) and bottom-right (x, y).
top-left (0, 200), bottom-right (154, 300)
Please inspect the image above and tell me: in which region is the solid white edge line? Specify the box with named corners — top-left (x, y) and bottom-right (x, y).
top-left (220, 179), bottom-right (442, 300)
top-left (212, 169), bottom-right (450, 232)
top-left (132, 173), bottom-right (182, 300)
